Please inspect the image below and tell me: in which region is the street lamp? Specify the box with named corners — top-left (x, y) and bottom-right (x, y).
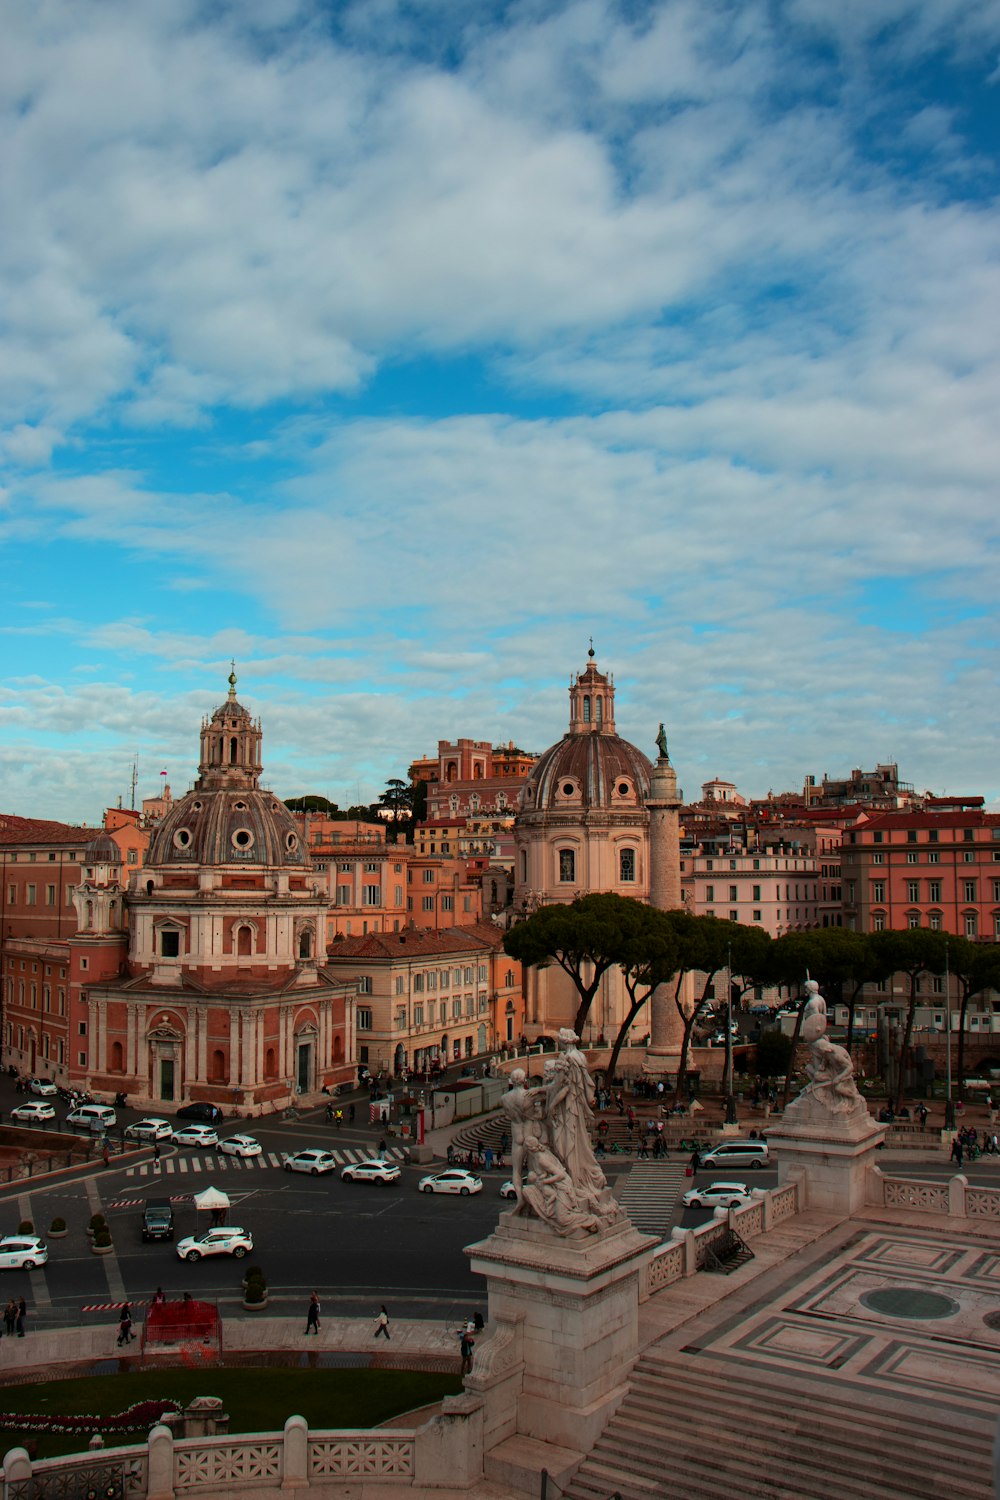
top-left (944, 938), bottom-right (955, 1131)
top-left (724, 943), bottom-right (737, 1125)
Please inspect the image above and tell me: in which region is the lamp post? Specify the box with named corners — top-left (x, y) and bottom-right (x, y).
top-left (724, 943), bottom-right (738, 1125)
top-left (944, 938), bottom-right (955, 1130)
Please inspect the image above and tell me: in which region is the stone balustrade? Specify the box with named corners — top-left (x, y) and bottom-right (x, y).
top-left (2, 1402), bottom-right (485, 1500)
top-left (868, 1167), bottom-right (1000, 1220)
top-left (641, 1181), bottom-right (799, 1299)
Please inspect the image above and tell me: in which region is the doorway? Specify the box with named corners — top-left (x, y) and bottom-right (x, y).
top-left (160, 1057), bottom-right (175, 1101)
top-left (296, 1041), bottom-right (312, 1094)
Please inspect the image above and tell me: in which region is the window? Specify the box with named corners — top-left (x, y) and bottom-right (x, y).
top-left (414, 1004), bottom-right (424, 1026)
top-left (337, 885), bottom-right (351, 905)
top-left (872, 881), bottom-right (885, 903)
top-left (453, 968), bottom-right (462, 985)
top-left (479, 965), bottom-right (488, 982)
top-left (78, 1021), bottom-right (87, 1036)
top-left (929, 830), bottom-right (939, 843)
top-left (753, 910), bottom-right (762, 922)
top-left (729, 909), bottom-right (738, 921)
top-left (442, 894), bottom-right (453, 911)
top-left (362, 885), bottom-right (381, 906)
top-left (873, 912), bottom-right (886, 930)
top-left (440, 970), bottom-right (449, 988)
top-left (394, 976), bottom-right (405, 995)
top-left (907, 881), bottom-right (920, 903)
top-left (559, 849), bottom-right (575, 882)
top-left (963, 850), bottom-right (975, 864)
top-left (619, 849), bottom-right (635, 882)
top-left (964, 828), bottom-right (975, 842)
top-left (422, 869), bottom-right (434, 883)
top-left (872, 852), bottom-right (884, 865)
top-left (907, 830), bottom-right (918, 843)
top-left (729, 885), bottom-right (738, 901)
top-left (427, 971), bottom-right (437, 990)
top-left (452, 999), bottom-right (462, 1020)
top-left (364, 861), bottom-right (379, 872)
top-left (464, 967), bottom-right (474, 984)
top-left (752, 885), bottom-right (761, 901)
top-left (929, 851), bottom-right (940, 864)
top-left (907, 913), bottom-right (921, 929)
top-left (357, 1008), bottom-right (372, 1030)
top-left (965, 913), bottom-right (979, 938)
top-left (413, 973), bottom-right (424, 992)
top-left (26, 885), bottom-right (36, 906)
top-left (339, 862), bottom-right (352, 872)
top-left (160, 930), bottom-right (180, 958)
top-left (705, 885), bottom-right (714, 902)
top-left (994, 880), bottom-right (1000, 903)
top-left (929, 881), bottom-right (942, 903)
top-left (45, 885), bottom-right (56, 906)
top-left (422, 895), bottom-right (434, 911)
top-left (358, 975), bottom-right (373, 994)
top-left (873, 832), bottom-right (883, 844)
top-left (906, 852), bottom-right (918, 865)
top-left (964, 880), bottom-right (977, 903)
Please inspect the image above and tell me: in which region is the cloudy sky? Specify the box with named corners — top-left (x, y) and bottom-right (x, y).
top-left (2, 0), bottom-right (999, 822)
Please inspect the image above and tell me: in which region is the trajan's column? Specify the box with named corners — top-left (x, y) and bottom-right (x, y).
top-left (645, 723), bottom-right (686, 1066)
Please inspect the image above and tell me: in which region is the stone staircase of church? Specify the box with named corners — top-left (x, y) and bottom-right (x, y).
top-left (561, 1347), bottom-right (993, 1500)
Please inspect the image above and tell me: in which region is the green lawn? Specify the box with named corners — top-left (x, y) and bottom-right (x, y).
top-left (0, 1367), bottom-right (464, 1461)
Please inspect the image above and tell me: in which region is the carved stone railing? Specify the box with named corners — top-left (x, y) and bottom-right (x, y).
top-left (869, 1168), bottom-right (1000, 1220)
top-left (769, 1183), bottom-right (798, 1224)
top-left (640, 1182), bottom-right (798, 1299)
top-left (2, 1406), bottom-right (480, 1499)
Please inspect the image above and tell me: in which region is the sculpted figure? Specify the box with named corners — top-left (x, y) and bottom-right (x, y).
top-left (655, 722), bottom-right (669, 759)
top-left (791, 979), bottom-right (865, 1119)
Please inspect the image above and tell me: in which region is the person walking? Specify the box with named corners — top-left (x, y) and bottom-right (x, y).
top-left (373, 1305), bottom-right (390, 1340)
top-left (15, 1297), bottom-right (26, 1337)
top-left (950, 1135), bottom-right (964, 1167)
top-left (117, 1304), bottom-right (135, 1346)
top-left (305, 1291), bottom-right (321, 1335)
top-left (3, 1300), bottom-right (15, 1337)
top-left (102, 1142), bottom-right (111, 1169)
top-left (153, 1141), bottom-right (162, 1170)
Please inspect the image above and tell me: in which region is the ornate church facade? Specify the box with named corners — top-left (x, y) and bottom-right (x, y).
top-left (70, 675), bottom-right (356, 1112)
top-left (512, 651), bottom-right (684, 1053)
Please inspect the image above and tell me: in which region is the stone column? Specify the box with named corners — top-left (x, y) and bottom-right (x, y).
top-left (195, 1007), bottom-right (208, 1083)
top-left (646, 754), bottom-right (684, 1063)
top-left (239, 1009), bottom-right (254, 1088)
top-left (229, 1007), bottom-right (239, 1088)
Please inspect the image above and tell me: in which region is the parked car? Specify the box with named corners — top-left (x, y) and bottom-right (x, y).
top-left (283, 1149), bottom-right (338, 1175)
top-left (141, 1199), bottom-right (175, 1242)
top-left (699, 1141), bottom-right (769, 1170)
top-left (10, 1101), bottom-right (56, 1124)
top-left (175, 1227), bottom-right (253, 1262)
top-left (340, 1158), bottom-right (401, 1185)
top-left (124, 1117), bottom-right (172, 1142)
top-left (681, 1180), bottom-right (753, 1210)
top-left (219, 1134), bottom-right (263, 1158)
top-left (417, 1169), bottom-right (483, 1196)
top-left (28, 1078), bottom-right (58, 1097)
top-left (499, 1180), bottom-right (517, 1200)
top-left (175, 1102), bottom-right (224, 1124)
top-left (0, 1235), bottom-right (48, 1269)
top-left (66, 1104), bottom-right (116, 1132)
top-left (171, 1124), bottom-right (220, 1148)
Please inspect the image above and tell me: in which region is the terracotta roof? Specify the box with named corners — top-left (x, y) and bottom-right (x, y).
top-left (0, 815), bottom-right (97, 846)
top-left (328, 922), bottom-right (503, 961)
top-left (858, 810), bottom-right (1000, 831)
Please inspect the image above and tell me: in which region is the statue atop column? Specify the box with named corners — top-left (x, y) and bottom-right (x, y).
top-left (501, 1029), bottom-right (624, 1237)
top-left (655, 722), bottom-right (669, 760)
top-left (787, 979), bottom-right (867, 1122)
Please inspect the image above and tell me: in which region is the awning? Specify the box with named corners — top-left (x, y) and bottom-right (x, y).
top-left (192, 1186), bottom-right (230, 1211)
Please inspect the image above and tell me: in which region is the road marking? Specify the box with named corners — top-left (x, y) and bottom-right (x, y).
top-left (84, 1175), bottom-right (128, 1303)
top-left (125, 1146), bottom-right (406, 1178)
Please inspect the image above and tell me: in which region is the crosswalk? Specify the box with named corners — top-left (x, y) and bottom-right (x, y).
top-left (613, 1160), bottom-right (689, 1239)
top-left (126, 1146), bottom-right (405, 1178)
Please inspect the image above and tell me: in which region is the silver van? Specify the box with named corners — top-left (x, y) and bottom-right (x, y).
top-left (66, 1103), bottom-right (117, 1132)
top-left (699, 1140), bottom-right (769, 1170)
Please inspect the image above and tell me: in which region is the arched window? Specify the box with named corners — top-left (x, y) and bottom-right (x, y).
top-left (474, 764), bottom-right (483, 779)
top-left (596, 696), bottom-right (603, 722)
top-left (237, 925), bottom-right (253, 957)
top-left (620, 848), bottom-right (636, 883)
top-left (559, 849), bottom-right (575, 882)
top-left (265, 1047), bottom-right (276, 1079)
top-left (583, 695), bottom-right (591, 722)
top-left (299, 928), bottom-right (312, 959)
top-left (110, 1040), bottom-right (124, 1071)
top-left (212, 1049), bottom-right (226, 1082)
top-left (229, 736), bottom-right (238, 765)
top-left (84, 901), bottom-right (93, 930)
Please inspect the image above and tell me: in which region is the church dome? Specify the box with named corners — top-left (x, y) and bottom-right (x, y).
top-left (518, 651), bottom-right (652, 814)
top-left (146, 787), bottom-right (306, 869)
top-left (84, 831), bottom-right (122, 865)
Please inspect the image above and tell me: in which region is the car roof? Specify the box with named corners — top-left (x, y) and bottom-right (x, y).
top-left (702, 1180), bottom-right (750, 1191)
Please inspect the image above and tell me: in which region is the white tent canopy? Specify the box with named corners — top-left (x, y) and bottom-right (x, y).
top-left (192, 1186), bottom-right (230, 1211)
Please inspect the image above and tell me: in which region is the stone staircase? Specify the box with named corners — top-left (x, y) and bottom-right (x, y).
top-left (561, 1347), bottom-right (993, 1500)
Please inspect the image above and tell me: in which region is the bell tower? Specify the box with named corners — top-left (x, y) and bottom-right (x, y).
top-left (567, 643), bottom-right (616, 735)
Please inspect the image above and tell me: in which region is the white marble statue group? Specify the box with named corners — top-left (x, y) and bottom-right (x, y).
top-left (501, 1028), bottom-right (623, 1237)
top-left (794, 979), bottom-right (865, 1118)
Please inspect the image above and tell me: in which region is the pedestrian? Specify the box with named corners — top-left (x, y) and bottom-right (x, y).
top-left (484, 1146), bottom-right (494, 1171)
top-left (325, 1103), bottom-right (333, 1123)
top-left (3, 1300), bottom-right (15, 1336)
top-left (377, 1138), bottom-right (386, 1159)
top-left (117, 1305), bottom-right (135, 1346)
top-left (153, 1141), bottom-right (161, 1169)
top-left (305, 1291), bottom-right (321, 1335)
top-left (950, 1136), bottom-right (964, 1167)
top-left (689, 1147), bottom-right (701, 1176)
top-left (334, 1109), bottom-right (343, 1128)
top-left (102, 1142), bottom-right (111, 1169)
top-left (373, 1304), bottom-right (390, 1340)
top-left (637, 1138), bottom-right (649, 1159)
top-left (152, 1287), bottom-right (166, 1306)
top-left (459, 1328), bottom-right (474, 1374)
top-left (16, 1296), bottom-right (26, 1337)
top-left (348, 1103), bottom-right (355, 1124)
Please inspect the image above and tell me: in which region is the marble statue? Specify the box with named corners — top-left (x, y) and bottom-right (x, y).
top-left (500, 1032), bottom-right (623, 1237)
top-left (790, 979), bottom-right (866, 1120)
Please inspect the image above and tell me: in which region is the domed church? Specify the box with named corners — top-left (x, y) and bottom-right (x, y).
top-left (512, 649), bottom-right (683, 1047)
top-left (69, 672), bottom-right (357, 1113)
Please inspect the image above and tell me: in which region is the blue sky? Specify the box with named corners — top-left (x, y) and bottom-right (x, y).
top-left (2, 0), bottom-right (999, 821)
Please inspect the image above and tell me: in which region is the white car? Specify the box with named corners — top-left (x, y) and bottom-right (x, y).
top-left (0, 1235), bottom-right (48, 1269)
top-left (283, 1149), bottom-right (337, 1175)
top-left (124, 1117), bottom-right (172, 1142)
top-left (341, 1158), bottom-right (401, 1185)
top-left (10, 1101), bottom-right (56, 1124)
top-left (681, 1180), bottom-right (753, 1210)
top-left (499, 1180), bottom-right (517, 1200)
top-left (418, 1169), bottom-right (483, 1196)
top-left (28, 1078), bottom-right (58, 1097)
top-left (175, 1226), bottom-right (253, 1262)
top-left (219, 1134), bottom-right (263, 1158)
top-left (171, 1124), bottom-right (219, 1148)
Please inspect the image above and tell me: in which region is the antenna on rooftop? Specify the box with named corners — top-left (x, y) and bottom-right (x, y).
top-left (130, 756), bottom-right (138, 812)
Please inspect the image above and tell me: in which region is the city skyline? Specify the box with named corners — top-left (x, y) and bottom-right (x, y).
top-left (2, 1), bottom-right (998, 821)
